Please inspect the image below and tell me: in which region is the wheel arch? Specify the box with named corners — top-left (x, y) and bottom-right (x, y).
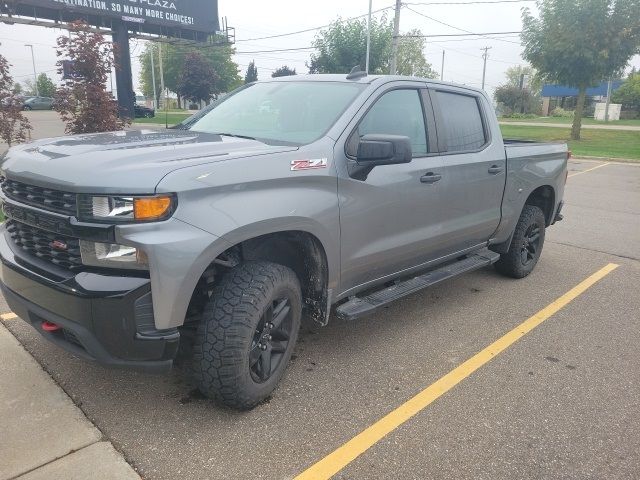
top-left (525, 185), bottom-right (556, 227)
top-left (184, 228), bottom-right (333, 330)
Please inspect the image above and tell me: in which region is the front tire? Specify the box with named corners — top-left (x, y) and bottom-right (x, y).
top-left (495, 205), bottom-right (546, 279)
top-left (193, 261), bottom-right (302, 410)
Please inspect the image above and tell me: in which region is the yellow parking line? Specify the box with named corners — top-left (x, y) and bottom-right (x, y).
top-left (295, 263), bottom-right (619, 480)
top-left (1, 312), bottom-right (17, 321)
top-left (568, 162), bottom-right (611, 178)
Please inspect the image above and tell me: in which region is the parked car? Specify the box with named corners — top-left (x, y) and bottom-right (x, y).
top-left (0, 74), bottom-right (568, 410)
top-left (22, 96), bottom-right (54, 110)
top-left (134, 104), bottom-right (155, 118)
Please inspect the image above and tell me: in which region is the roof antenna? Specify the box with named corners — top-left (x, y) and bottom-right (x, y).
top-left (346, 65), bottom-right (367, 80)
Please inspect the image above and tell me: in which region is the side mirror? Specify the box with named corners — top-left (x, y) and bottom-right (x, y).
top-left (356, 134), bottom-right (412, 166)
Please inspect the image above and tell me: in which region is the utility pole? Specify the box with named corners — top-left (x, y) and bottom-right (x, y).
top-left (604, 77), bottom-right (612, 122)
top-left (25, 44), bottom-right (38, 96)
top-left (390, 0), bottom-right (402, 75)
top-left (440, 50), bottom-right (445, 81)
top-left (480, 46), bottom-right (492, 90)
top-left (150, 45), bottom-right (158, 110)
top-left (158, 43), bottom-right (165, 107)
top-left (365, 0), bottom-right (372, 73)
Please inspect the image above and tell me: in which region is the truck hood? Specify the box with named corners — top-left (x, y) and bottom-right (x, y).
top-left (0, 129), bottom-right (298, 194)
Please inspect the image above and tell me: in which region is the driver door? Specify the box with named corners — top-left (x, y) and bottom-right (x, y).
top-left (336, 85), bottom-right (447, 297)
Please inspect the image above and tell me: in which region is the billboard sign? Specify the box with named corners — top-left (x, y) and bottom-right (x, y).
top-left (1, 0), bottom-right (219, 38)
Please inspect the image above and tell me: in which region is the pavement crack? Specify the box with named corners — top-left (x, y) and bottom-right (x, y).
top-left (547, 240), bottom-right (640, 262)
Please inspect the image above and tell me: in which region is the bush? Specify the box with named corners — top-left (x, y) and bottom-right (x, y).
top-left (502, 112), bottom-right (538, 119)
top-left (551, 107), bottom-right (574, 118)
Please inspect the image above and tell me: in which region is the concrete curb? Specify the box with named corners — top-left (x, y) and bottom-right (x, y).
top-left (0, 323), bottom-right (140, 480)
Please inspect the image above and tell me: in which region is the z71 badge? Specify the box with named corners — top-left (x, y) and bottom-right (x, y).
top-left (290, 158), bottom-right (328, 171)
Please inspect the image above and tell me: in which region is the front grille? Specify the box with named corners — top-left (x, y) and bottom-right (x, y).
top-left (1, 177), bottom-right (77, 216)
top-left (6, 220), bottom-right (82, 269)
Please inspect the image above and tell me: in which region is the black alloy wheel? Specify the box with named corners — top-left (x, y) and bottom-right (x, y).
top-left (249, 297), bottom-right (294, 383)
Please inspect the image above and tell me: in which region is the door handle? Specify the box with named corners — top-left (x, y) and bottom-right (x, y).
top-left (488, 165), bottom-right (504, 174)
top-left (420, 172), bottom-right (442, 184)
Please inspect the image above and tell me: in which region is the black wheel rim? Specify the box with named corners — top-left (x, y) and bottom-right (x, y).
top-left (249, 297), bottom-right (293, 383)
top-left (520, 224), bottom-right (541, 266)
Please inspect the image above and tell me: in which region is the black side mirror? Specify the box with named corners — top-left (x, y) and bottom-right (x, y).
top-left (356, 134), bottom-right (412, 166)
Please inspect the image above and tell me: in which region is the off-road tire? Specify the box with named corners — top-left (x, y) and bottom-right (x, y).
top-left (495, 205), bottom-right (546, 279)
top-left (193, 261), bottom-right (302, 410)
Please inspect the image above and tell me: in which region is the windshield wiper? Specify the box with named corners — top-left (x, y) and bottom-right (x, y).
top-left (215, 132), bottom-right (257, 141)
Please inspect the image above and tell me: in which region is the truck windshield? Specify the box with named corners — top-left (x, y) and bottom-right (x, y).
top-left (188, 81), bottom-right (366, 145)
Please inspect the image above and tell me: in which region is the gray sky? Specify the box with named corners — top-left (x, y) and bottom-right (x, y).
top-left (1, 0), bottom-right (639, 97)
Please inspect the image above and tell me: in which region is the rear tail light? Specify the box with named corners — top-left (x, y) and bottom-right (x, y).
top-left (567, 150), bottom-right (572, 160)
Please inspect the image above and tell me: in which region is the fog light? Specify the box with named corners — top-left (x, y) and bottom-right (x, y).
top-left (80, 240), bottom-right (148, 270)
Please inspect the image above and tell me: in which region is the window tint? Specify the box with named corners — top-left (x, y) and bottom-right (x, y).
top-left (355, 89), bottom-right (428, 156)
top-left (436, 91), bottom-right (486, 152)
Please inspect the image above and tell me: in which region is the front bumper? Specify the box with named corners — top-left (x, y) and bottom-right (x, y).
top-left (0, 229), bottom-right (179, 373)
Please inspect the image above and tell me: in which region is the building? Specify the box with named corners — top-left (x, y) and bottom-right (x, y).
top-left (541, 80), bottom-right (623, 116)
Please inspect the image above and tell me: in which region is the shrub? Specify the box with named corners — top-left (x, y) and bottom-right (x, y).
top-left (551, 107), bottom-right (574, 118)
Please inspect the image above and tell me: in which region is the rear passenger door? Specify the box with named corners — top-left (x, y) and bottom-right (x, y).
top-left (429, 87), bottom-right (506, 252)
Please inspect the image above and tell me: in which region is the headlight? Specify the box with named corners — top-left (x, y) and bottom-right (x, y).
top-left (80, 240), bottom-right (148, 270)
top-left (78, 194), bottom-right (176, 223)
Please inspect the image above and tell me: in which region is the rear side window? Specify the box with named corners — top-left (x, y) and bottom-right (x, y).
top-left (435, 91), bottom-right (486, 152)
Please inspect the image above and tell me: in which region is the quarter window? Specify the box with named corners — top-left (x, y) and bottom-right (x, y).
top-left (436, 91), bottom-right (486, 152)
top-left (351, 89), bottom-right (428, 157)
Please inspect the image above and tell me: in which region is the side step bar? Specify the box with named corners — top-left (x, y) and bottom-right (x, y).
top-left (336, 249), bottom-right (500, 321)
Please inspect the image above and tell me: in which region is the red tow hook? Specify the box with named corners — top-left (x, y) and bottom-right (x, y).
top-left (41, 321), bottom-right (62, 332)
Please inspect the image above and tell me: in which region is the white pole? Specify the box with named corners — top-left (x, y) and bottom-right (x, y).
top-left (150, 45), bottom-right (157, 110)
top-left (25, 44), bottom-right (39, 96)
top-left (604, 78), bottom-right (612, 122)
top-left (390, 0), bottom-right (401, 75)
top-left (440, 50), bottom-right (445, 81)
top-left (365, 0), bottom-right (372, 73)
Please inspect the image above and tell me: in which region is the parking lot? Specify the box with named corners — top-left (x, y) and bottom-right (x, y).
top-left (1, 155), bottom-right (639, 479)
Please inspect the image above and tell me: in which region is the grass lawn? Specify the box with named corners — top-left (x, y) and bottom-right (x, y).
top-left (133, 112), bottom-right (191, 126)
top-left (500, 124), bottom-right (640, 161)
top-left (499, 116), bottom-right (640, 127)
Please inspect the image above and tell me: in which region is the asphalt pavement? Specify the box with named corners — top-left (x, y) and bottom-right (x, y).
top-left (1, 158), bottom-right (639, 479)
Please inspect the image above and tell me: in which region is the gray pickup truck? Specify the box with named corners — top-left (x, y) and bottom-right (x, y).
top-left (0, 73), bottom-right (568, 409)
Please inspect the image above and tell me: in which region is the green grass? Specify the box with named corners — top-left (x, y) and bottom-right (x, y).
top-left (500, 124), bottom-right (640, 160)
top-left (499, 116), bottom-right (640, 126)
top-left (133, 112), bottom-right (191, 126)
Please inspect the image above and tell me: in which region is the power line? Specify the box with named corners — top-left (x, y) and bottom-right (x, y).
top-left (406, 0), bottom-right (533, 5)
top-left (235, 5), bottom-right (396, 43)
top-left (404, 6), bottom-right (522, 44)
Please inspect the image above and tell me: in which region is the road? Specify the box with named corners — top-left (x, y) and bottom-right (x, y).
top-left (1, 158), bottom-right (639, 479)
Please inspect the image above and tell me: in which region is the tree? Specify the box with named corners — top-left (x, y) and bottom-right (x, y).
top-left (494, 84), bottom-right (541, 115)
top-left (36, 73), bottom-right (56, 97)
top-left (308, 15), bottom-right (436, 77)
top-left (0, 53), bottom-right (31, 147)
top-left (140, 40), bottom-right (241, 107)
top-left (177, 52), bottom-right (218, 105)
top-left (309, 15), bottom-right (391, 74)
top-left (396, 30), bottom-right (438, 78)
top-left (244, 61), bottom-right (258, 83)
top-left (522, 0), bottom-right (640, 139)
top-left (504, 65), bottom-right (542, 94)
top-left (272, 65), bottom-right (296, 78)
top-left (11, 82), bottom-right (22, 95)
top-left (611, 73), bottom-right (640, 110)
top-left (54, 21), bottom-right (126, 134)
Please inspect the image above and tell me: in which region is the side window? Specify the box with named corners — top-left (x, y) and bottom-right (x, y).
top-left (350, 89), bottom-right (428, 157)
top-left (435, 91), bottom-right (487, 152)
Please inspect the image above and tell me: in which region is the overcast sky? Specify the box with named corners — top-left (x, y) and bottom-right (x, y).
top-left (1, 0), bottom-right (639, 98)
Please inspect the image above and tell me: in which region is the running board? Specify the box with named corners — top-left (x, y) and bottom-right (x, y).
top-left (336, 249), bottom-right (500, 321)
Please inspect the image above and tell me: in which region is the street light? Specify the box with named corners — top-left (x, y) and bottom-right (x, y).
top-left (24, 44), bottom-right (39, 97)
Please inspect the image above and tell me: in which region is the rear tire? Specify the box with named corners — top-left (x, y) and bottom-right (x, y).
top-left (495, 205), bottom-right (546, 279)
top-left (193, 261), bottom-right (302, 410)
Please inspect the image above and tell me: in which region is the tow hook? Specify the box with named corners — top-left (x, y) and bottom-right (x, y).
top-left (41, 321), bottom-right (62, 332)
